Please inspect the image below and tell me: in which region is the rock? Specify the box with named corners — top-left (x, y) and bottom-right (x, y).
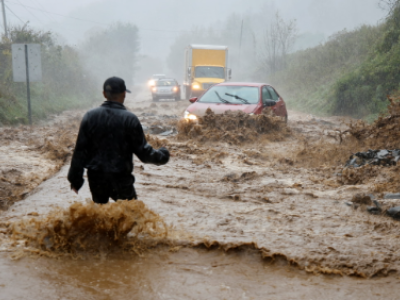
top-left (367, 200), bottom-right (382, 215)
top-left (384, 193), bottom-right (400, 199)
top-left (159, 129), bottom-right (175, 136)
top-left (386, 206), bottom-right (400, 219)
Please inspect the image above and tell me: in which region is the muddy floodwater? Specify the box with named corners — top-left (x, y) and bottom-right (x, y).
top-left (1, 249), bottom-right (400, 300)
top-left (1, 90), bottom-right (400, 299)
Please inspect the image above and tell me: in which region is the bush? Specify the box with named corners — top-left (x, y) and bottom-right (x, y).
top-left (331, 6), bottom-right (400, 117)
top-left (0, 26), bottom-right (97, 125)
top-left (271, 5), bottom-right (400, 120)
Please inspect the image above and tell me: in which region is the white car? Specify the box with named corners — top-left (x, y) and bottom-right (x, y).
top-left (148, 74), bottom-right (166, 87)
top-left (151, 79), bottom-right (181, 102)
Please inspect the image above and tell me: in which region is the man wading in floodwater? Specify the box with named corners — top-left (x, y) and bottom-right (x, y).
top-left (67, 77), bottom-right (170, 203)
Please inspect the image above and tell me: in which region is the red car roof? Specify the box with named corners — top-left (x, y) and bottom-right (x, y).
top-left (216, 82), bottom-right (269, 87)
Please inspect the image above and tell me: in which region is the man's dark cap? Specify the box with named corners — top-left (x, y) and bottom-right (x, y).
top-left (103, 77), bottom-right (131, 94)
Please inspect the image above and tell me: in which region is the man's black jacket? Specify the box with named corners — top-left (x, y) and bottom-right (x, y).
top-left (68, 101), bottom-right (170, 191)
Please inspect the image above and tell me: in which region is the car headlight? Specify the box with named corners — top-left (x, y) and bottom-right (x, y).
top-left (152, 87), bottom-right (157, 92)
top-left (148, 80), bottom-right (155, 86)
top-left (192, 83), bottom-right (200, 90)
top-left (173, 86), bottom-right (178, 92)
top-left (184, 111), bottom-right (197, 120)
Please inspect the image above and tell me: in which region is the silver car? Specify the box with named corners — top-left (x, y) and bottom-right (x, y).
top-left (148, 74), bottom-right (166, 88)
top-left (151, 79), bottom-right (181, 102)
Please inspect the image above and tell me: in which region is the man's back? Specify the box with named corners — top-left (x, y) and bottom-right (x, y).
top-left (68, 100), bottom-right (169, 193)
top-left (80, 100), bottom-right (139, 173)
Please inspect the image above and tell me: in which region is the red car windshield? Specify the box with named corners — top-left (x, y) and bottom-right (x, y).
top-left (198, 86), bottom-right (259, 104)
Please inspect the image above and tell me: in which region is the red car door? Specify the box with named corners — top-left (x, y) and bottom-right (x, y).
top-left (267, 86), bottom-right (287, 118)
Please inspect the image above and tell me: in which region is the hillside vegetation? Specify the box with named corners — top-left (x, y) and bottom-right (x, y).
top-left (0, 26), bottom-right (97, 125)
top-left (271, 5), bottom-right (400, 120)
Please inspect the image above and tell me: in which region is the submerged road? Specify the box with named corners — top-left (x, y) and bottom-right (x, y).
top-left (1, 92), bottom-right (400, 299)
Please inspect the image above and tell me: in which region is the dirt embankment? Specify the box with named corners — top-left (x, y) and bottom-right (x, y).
top-left (336, 97), bottom-right (400, 193)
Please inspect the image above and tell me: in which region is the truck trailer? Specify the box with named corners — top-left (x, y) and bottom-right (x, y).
top-left (183, 44), bottom-right (231, 99)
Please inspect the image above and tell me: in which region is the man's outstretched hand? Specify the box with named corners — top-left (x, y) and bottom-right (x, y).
top-left (161, 145), bottom-right (173, 157)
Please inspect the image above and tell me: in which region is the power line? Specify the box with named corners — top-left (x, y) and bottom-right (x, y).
top-left (5, 1), bottom-right (238, 34)
top-left (5, 4), bottom-right (25, 24)
top-left (6, 1), bottom-right (185, 32)
top-left (15, 0), bottom-right (47, 25)
top-left (19, 0), bottom-right (96, 36)
top-left (6, 1), bottom-right (102, 36)
top-left (1, 0), bottom-right (8, 38)
top-left (31, 0), bottom-right (58, 24)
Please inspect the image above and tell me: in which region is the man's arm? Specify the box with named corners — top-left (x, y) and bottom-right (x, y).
top-left (67, 114), bottom-right (90, 192)
top-left (130, 117), bottom-right (170, 165)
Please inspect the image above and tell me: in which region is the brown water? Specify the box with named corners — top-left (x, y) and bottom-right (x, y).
top-left (1, 91), bottom-right (400, 299)
top-left (1, 249), bottom-right (400, 300)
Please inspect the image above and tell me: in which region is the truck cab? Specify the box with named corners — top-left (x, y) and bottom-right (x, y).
top-left (183, 44), bottom-right (231, 99)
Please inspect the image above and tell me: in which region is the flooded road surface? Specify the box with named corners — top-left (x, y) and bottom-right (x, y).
top-left (0, 111), bottom-right (82, 209)
top-left (1, 90), bottom-right (400, 299)
top-left (1, 249), bottom-right (400, 300)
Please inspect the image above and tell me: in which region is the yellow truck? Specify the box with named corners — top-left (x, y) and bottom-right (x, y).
top-left (183, 44), bottom-right (231, 99)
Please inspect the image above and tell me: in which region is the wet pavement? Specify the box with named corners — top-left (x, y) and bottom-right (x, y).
top-left (1, 90), bottom-right (400, 299)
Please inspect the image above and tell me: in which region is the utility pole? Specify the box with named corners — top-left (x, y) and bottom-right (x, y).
top-left (239, 19), bottom-right (244, 70)
top-left (1, 0), bottom-right (7, 39)
top-left (24, 44), bottom-right (32, 125)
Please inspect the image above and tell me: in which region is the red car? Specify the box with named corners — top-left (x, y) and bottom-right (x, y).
top-left (184, 82), bottom-right (288, 121)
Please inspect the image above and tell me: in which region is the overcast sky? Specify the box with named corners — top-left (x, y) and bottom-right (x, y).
top-left (3, 0), bottom-right (387, 56)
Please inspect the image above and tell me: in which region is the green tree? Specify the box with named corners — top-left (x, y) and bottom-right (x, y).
top-left (0, 25), bottom-right (97, 125)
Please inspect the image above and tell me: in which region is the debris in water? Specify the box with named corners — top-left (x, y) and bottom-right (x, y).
top-left (159, 129), bottom-right (177, 136)
top-left (345, 149), bottom-right (400, 168)
top-left (367, 200), bottom-right (382, 215)
top-left (177, 109), bottom-right (290, 145)
top-left (346, 97), bottom-right (400, 149)
top-left (386, 206), bottom-right (400, 220)
top-left (384, 193), bottom-right (400, 199)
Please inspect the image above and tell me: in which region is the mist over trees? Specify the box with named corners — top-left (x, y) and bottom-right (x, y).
top-left (0, 21), bottom-right (141, 125)
top-left (167, 5), bottom-right (291, 82)
top-left (166, 15), bottom-right (256, 82)
top-left (0, 26), bottom-right (97, 125)
top-left (79, 23), bottom-right (140, 86)
top-left (166, 6), bottom-right (302, 83)
top-left (258, 13), bottom-right (297, 78)
top-left (379, 0), bottom-right (400, 11)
